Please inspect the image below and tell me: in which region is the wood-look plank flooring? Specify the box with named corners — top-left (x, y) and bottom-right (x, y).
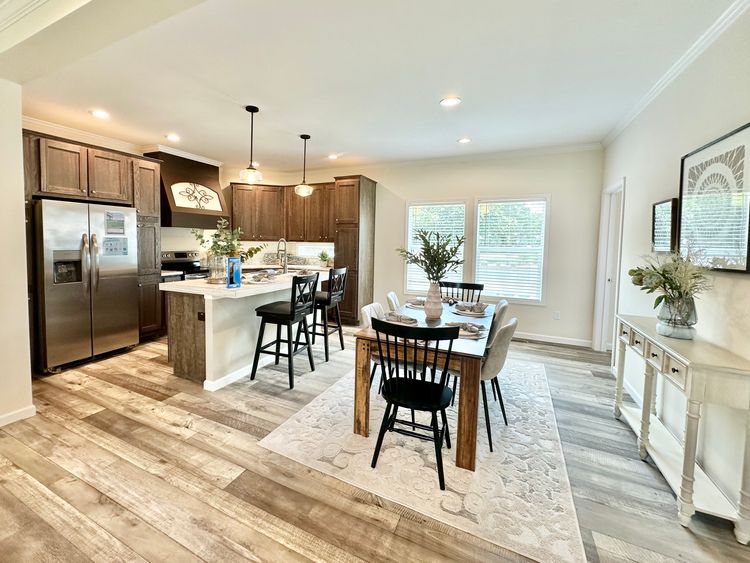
top-left (0, 333), bottom-right (747, 562)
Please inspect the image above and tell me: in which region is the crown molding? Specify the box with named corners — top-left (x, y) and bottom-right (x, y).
top-left (22, 115), bottom-right (141, 153)
top-left (603, 0), bottom-right (750, 147)
top-left (139, 144), bottom-right (223, 168)
top-left (0, 0), bottom-right (49, 33)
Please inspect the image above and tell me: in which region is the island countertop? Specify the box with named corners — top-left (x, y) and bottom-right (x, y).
top-left (159, 275), bottom-right (302, 299)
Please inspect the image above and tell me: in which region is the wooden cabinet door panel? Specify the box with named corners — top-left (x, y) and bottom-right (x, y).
top-left (232, 184), bottom-right (256, 240)
top-left (139, 274), bottom-right (162, 337)
top-left (256, 186), bottom-right (285, 241)
top-left (305, 185), bottom-right (327, 241)
top-left (285, 186), bottom-right (306, 241)
top-left (338, 272), bottom-right (358, 322)
top-left (334, 223), bottom-right (358, 270)
top-left (325, 183), bottom-right (336, 242)
top-left (88, 149), bottom-right (132, 202)
top-left (40, 139), bottom-right (87, 197)
top-left (335, 178), bottom-right (359, 224)
top-left (134, 159), bottom-right (160, 218)
top-left (138, 219), bottom-right (161, 276)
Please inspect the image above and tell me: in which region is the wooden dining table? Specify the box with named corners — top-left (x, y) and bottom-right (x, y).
top-left (353, 303), bottom-right (494, 471)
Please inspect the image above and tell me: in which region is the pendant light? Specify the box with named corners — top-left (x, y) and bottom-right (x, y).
top-left (294, 134), bottom-right (313, 197)
top-left (239, 105), bottom-right (263, 184)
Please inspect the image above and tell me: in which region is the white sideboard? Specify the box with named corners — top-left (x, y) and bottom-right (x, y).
top-left (614, 314), bottom-right (750, 543)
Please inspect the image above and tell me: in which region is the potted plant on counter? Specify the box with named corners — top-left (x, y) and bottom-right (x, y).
top-left (193, 218), bottom-right (264, 284)
top-left (318, 250), bottom-right (330, 268)
top-left (628, 252), bottom-right (712, 339)
top-left (397, 230), bottom-right (464, 320)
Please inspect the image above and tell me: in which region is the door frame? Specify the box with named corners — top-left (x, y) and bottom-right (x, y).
top-left (592, 177), bottom-right (626, 353)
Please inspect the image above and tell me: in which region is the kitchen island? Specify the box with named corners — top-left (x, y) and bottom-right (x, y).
top-left (160, 276), bottom-right (314, 391)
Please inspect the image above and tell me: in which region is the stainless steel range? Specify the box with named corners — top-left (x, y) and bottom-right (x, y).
top-left (161, 251), bottom-right (208, 280)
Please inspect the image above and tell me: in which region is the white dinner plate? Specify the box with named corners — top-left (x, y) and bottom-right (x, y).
top-left (454, 309), bottom-right (490, 318)
top-left (405, 302), bottom-right (424, 309)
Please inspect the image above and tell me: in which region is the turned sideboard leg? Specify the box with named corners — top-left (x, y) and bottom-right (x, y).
top-left (638, 363), bottom-right (655, 460)
top-left (735, 412), bottom-right (750, 544)
top-left (614, 338), bottom-right (626, 419)
top-left (650, 373), bottom-right (658, 417)
top-left (678, 399), bottom-right (702, 526)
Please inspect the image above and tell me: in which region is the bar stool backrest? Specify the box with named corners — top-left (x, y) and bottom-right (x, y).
top-left (291, 273), bottom-right (319, 316)
top-left (325, 267), bottom-right (348, 306)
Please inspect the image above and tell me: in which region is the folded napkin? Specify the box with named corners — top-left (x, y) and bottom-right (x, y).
top-left (386, 312), bottom-right (418, 325)
top-left (407, 297), bottom-right (426, 306)
top-left (455, 301), bottom-right (489, 313)
top-left (444, 321), bottom-right (487, 334)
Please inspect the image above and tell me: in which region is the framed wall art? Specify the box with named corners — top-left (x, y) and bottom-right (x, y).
top-left (678, 122), bottom-right (750, 272)
top-left (652, 198), bottom-right (678, 253)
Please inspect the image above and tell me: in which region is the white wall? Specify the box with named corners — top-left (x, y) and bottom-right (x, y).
top-left (300, 146), bottom-right (604, 345)
top-left (603, 11), bottom-right (750, 504)
top-left (0, 79), bottom-right (34, 426)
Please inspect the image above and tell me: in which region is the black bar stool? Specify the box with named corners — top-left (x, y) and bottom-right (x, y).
top-left (250, 273), bottom-right (319, 389)
top-left (439, 281), bottom-right (484, 303)
top-left (312, 267), bottom-right (347, 362)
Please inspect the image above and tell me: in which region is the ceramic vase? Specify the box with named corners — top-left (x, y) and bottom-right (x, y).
top-left (656, 297), bottom-right (697, 340)
top-left (424, 282), bottom-right (443, 320)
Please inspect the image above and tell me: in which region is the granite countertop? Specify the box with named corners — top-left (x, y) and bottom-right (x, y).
top-left (159, 275), bottom-right (299, 299)
top-left (242, 264), bottom-right (330, 272)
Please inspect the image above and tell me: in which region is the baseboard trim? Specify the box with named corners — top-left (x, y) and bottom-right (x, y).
top-left (203, 355), bottom-right (273, 392)
top-left (623, 378), bottom-right (643, 407)
top-left (514, 331), bottom-right (592, 349)
top-left (0, 404), bottom-right (36, 427)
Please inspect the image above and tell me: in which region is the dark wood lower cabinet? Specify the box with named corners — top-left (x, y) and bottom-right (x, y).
top-left (138, 274), bottom-right (162, 339)
top-left (338, 272), bottom-right (358, 324)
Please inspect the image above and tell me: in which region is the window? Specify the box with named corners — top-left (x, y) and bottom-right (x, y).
top-left (405, 202), bottom-right (465, 292)
top-left (475, 198), bottom-right (548, 302)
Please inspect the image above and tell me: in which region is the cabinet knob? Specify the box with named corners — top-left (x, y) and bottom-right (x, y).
top-left (634, 339), bottom-right (641, 345)
top-left (671, 367), bottom-right (679, 374)
top-left (651, 352), bottom-right (658, 358)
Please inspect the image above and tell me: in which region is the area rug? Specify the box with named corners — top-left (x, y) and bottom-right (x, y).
top-left (259, 359), bottom-right (586, 563)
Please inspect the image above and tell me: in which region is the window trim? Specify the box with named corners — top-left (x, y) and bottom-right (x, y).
top-left (473, 195), bottom-right (551, 306)
top-left (402, 199), bottom-right (470, 296)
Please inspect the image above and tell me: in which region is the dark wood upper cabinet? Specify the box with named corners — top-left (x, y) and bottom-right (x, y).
top-left (334, 177), bottom-right (360, 224)
top-left (88, 149), bottom-right (132, 203)
top-left (305, 184), bottom-right (328, 242)
top-left (325, 183), bottom-right (336, 242)
top-left (133, 159), bottom-right (160, 218)
top-left (39, 138), bottom-right (88, 197)
top-left (285, 186), bottom-right (306, 241)
top-left (334, 223), bottom-right (359, 271)
top-left (255, 186), bottom-right (285, 241)
top-left (232, 184), bottom-right (256, 240)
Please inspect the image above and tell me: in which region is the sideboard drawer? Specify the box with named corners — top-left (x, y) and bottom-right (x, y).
top-left (631, 330), bottom-right (645, 356)
top-left (618, 322), bottom-right (632, 345)
top-left (645, 341), bottom-right (665, 371)
top-left (664, 355), bottom-right (687, 390)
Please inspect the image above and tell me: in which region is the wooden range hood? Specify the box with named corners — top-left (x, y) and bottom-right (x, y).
top-left (145, 150), bottom-right (229, 229)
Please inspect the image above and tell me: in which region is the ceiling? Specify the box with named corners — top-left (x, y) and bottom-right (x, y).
top-left (20, 0), bottom-right (735, 171)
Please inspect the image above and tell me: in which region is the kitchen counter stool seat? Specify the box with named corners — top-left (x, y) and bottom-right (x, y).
top-left (251, 273), bottom-right (319, 389)
top-left (312, 267), bottom-right (348, 362)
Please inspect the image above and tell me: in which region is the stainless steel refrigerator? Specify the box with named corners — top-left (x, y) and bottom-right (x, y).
top-left (35, 199), bottom-right (139, 370)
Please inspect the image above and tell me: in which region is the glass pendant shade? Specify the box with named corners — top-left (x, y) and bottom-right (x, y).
top-left (294, 183), bottom-right (313, 197)
top-left (239, 166), bottom-right (263, 184)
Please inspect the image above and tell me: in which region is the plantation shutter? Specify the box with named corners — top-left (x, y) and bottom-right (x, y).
top-left (406, 203), bottom-right (465, 292)
top-left (475, 198), bottom-right (547, 302)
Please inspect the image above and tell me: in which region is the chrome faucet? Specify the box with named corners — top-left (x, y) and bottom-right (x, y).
top-left (276, 238), bottom-right (288, 274)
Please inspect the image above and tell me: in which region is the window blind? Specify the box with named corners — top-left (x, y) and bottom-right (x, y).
top-left (475, 199), bottom-right (547, 301)
top-left (405, 203), bottom-right (465, 292)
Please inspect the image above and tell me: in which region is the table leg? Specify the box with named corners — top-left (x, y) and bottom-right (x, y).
top-left (650, 373), bottom-right (658, 417)
top-left (678, 399), bottom-right (702, 526)
top-left (638, 363), bottom-right (655, 460)
top-left (614, 338), bottom-right (626, 419)
top-left (456, 356), bottom-right (480, 471)
top-left (735, 413), bottom-right (750, 543)
top-left (354, 338), bottom-right (371, 437)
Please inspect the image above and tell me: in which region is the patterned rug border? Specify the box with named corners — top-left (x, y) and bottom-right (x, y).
top-left (259, 359), bottom-right (586, 563)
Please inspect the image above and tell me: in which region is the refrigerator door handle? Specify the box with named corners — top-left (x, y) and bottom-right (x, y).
top-left (81, 233), bottom-right (90, 295)
top-left (91, 233), bottom-right (100, 291)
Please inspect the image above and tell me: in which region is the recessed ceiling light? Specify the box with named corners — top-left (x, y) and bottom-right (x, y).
top-left (440, 97), bottom-right (461, 108)
top-left (327, 154), bottom-right (339, 160)
top-left (89, 109), bottom-right (110, 119)
top-left (166, 133), bottom-right (180, 142)
top-left (457, 137), bottom-right (471, 144)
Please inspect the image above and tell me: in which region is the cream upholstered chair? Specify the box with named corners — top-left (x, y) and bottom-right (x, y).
top-left (360, 302), bottom-right (387, 389)
top-left (386, 291), bottom-right (400, 312)
top-left (450, 318), bottom-right (517, 452)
